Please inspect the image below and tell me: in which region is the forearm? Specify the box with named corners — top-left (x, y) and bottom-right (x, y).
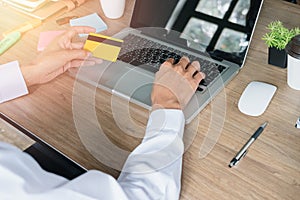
top-left (20, 63), bottom-right (43, 87)
top-left (118, 109), bottom-right (185, 200)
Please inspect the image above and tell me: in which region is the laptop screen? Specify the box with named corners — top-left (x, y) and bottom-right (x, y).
top-left (130, 0), bottom-right (264, 66)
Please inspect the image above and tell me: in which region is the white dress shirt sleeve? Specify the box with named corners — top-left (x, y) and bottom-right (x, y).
top-left (0, 61), bottom-right (28, 103)
top-left (118, 109), bottom-right (185, 200)
top-left (0, 109), bottom-right (185, 200)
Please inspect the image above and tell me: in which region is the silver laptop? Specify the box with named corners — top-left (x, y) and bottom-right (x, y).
top-left (71, 0), bottom-right (264, 124)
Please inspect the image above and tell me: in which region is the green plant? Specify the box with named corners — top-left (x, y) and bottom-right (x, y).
top-left (262, 20), bottom-right (300, 50)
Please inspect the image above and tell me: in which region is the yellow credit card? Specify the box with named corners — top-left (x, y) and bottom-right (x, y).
top-left (84, 33), bottom-right (123, 62)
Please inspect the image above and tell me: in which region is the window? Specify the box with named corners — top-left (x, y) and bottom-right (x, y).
top-left (174, 0), bottom-right (251, 54)
top-left (229, 0), bottom-right (251, 26)
top-left (215, 28), bottom-right (248, 53)
top-left (181, 18), bottom-right (218, 51)
top-left (196, 0), bottom-right (232, 19)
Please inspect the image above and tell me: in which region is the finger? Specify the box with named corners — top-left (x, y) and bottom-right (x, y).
top-left (69, 60), bottom-right (97, 68)
top-left (81, 60), bottom-right (97, 66)
top-left (85, 56), bottom-right (103, 64)
top-left (186, 61), bottom-right (200, 75)
top-left (190, 61), bottom-right (200, 71)
top-left (70, 42), bottom-right (85, 49)
top-left (193, 72), bottom-right (205, 84)
top-left (70, 58), bottom-right (102, 68)
top-left (66, 49), bottom-right (89, 60)
top-left (161, 58), bottom-right (175, 68)
top-left (64, 52), bottom-right (103, 69)
top-left (54, 49), bottom-right (89, 67)
top-left (69, 52), bottom-right (103, 66)
top-left (159, 58), bottom-right (175, 72)
top-left (59, 26), bottom-right (96, 49)
top-left (176, 56), bottom-right (190, 70)
top-left (65, 26), bottom-right (96, 39)
top-left (165, 58), bottom-right (175, 65)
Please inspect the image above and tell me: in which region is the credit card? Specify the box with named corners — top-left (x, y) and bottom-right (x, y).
top-left (84, 33), bottom-right (123, 62)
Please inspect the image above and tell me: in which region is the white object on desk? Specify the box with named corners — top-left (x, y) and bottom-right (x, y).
top-left (238, 81), bottom-right (277, 116)
top-left (286, 35), bottom-right (300, 90)
top-left (287, 54), bottom-right (300, 90)
top-left (2, 0), bottom-right (50, 12)
top-left (70, 13), bottom-right (107, 36)
top-left (100, 0), bottom-right (125, 19)
top-left (0, 61), bottom-right (28, 103)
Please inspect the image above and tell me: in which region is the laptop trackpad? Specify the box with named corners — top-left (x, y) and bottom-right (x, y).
top-left (99, 62), bottom-right (154, 106)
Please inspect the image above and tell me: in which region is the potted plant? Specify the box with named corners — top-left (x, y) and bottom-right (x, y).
top-left (262, 20), bottom-right (300, 68)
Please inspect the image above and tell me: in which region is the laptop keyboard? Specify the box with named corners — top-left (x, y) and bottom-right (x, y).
top-left (118, 34), bottom-right (227, 91)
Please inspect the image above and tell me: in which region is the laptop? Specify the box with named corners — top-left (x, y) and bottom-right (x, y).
top-left (71, 0), bottom-right (264, 124)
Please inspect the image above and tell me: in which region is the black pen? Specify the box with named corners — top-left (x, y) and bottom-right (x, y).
top-left (229, 122), bottom-right (268, 168)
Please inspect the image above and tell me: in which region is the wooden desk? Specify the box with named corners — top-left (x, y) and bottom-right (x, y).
top-left (1, 0), bottom-right (299, 199)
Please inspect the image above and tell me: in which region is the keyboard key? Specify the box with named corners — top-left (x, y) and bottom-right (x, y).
top-left (131, 59), bottom-right (144, 66)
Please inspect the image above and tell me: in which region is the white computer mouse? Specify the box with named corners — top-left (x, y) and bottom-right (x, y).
top-left (238, 81), bottom-right (277, 116)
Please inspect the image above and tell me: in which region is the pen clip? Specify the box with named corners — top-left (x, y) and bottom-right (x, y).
top-left (241, 150), bottom-right (248, 158)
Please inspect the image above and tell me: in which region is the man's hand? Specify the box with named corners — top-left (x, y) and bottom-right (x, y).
top-left (21, 26), bottom-right (102, 87)
top-left (151, 56), bottom-right (205, 110)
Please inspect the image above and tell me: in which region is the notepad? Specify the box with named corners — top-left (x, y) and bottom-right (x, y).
top-left (70, 13), bottom-right (107, 36)
top-left (37, 30), bottom-right (65, 51)
top-left (84, 33), bottom-right (123, 62)
top-left (2, 0), bottom-right (50, 12)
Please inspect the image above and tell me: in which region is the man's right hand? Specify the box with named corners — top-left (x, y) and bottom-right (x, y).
top-left (20, 26), bottom-right (102, 87)
top-left (151, 56), bottom-right (205, 111)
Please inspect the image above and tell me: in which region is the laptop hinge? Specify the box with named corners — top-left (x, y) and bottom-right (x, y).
top-left (141, 28), bottom-right (188, 47)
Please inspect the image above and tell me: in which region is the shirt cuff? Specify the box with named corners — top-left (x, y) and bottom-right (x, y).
top-left (145, 109), bottom-right (185, 140)
top-left (0, 61), bottom-right (28, 103)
